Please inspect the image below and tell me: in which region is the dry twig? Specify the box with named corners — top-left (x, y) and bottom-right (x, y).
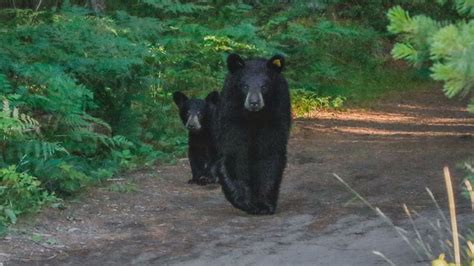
top-left (443, 167), bottom-right (460, 266)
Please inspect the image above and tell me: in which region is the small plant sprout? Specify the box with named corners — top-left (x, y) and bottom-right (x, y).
top-left (431, 253), bottom-right (451, 266)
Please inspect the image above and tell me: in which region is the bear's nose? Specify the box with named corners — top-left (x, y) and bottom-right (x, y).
top-left (249, 101), bottom-right (259, 107)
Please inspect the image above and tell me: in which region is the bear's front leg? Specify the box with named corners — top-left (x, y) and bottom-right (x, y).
top-left (199, 160), bottom-right (218, 185)
top-left (251, 153), bottom-right (287, 215)
top-left (201, 144), bottom-right (220, 184)
top-left (188, 146), bottom-right (207, 185)
top-left (216, 155), bottom-right (258, 214)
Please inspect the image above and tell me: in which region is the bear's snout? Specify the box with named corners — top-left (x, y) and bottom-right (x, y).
top-left (186, 114), bottom-right (201, 131)
top-left (244, 91), bottom-right (264, 112)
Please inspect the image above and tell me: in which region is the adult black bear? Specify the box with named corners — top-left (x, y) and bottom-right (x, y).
top-left (214, 53), bottom-right (291, 215)
top-left (173, 91), bottom-right (220, 185)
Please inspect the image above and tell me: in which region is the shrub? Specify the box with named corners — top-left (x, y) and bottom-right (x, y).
top-left (0, 166), bottom-right (54, 231)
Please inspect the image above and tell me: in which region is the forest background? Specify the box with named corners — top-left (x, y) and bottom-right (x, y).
top-left (0, 0), bottom-right (472, 233)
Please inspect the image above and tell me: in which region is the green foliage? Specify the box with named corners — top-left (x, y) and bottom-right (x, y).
top-left (388, 2), bottom-right (474, 110)
top-left (430, 22), bottom-right (474, 100)
top-left (388, 6), bottom-right (440, 66)
top-left (456, 0), bottom-right (474, 16)
top-left (0, 97), bottom-right (40, 138)
top-left (292, 90), bottom-right (345, 117)
top-left (0, 165), bottom-right (54, 228)
top-left (141, 0), bottom-right (210, 14)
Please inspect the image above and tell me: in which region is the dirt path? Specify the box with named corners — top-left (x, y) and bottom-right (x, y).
top-left (1, 89), bottom-right (474, 265)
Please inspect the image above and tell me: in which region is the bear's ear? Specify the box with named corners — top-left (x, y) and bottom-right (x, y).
top-left (227, 53), bottom-right (245, 73)
top-left (205, 91), bottom-right (219, 105)
top-left (267, 54), bottom-right (285, 73)
top-left (172, 91), bottom-right (188, 107)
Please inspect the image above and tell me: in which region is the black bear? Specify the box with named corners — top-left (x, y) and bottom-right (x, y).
top-left (173, 91), bottom-right (220, 185)
top-left (213, 53), bottom-right (291, 215)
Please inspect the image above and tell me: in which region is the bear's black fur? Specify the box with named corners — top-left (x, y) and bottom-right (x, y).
top-left (173, 91), bottom-right (220, 185)
top-left (214, 53), bottom-right (291, 215)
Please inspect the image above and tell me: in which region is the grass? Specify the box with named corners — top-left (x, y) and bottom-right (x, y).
top-left (354, 69), bottom-right (427, 99)
top-left (332, 167), bottom-right (474, 265)
top-left (291, 90), bottom-right (345, 118)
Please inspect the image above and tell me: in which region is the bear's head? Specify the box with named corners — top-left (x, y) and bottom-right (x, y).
top-left (226, 53), bottom-right (285, 112)
top-left (173, 91), bottom-right (219, 133)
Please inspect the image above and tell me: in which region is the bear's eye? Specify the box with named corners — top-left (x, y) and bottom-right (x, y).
top-left (243, 85), bottom-right (249, 90)
top-left (261, 85), bottom-right (268, 90)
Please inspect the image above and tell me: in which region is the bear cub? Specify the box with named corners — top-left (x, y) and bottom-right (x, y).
top-left (173, 91), bottom-right (219, 185)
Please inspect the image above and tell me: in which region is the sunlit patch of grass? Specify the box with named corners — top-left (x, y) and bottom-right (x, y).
top-left (291, 89), bottom-right (345, 118)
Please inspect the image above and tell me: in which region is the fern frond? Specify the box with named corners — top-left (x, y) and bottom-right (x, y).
top-left (68, 129), bottom-right (114, 147)
top-left (455, 0), bottom-right (474, 17)
top-left (0, 74), bottom-right (12, 94)
top-left (111, 135), bottom-right (134, 148)
top-left (21, 140), bottom-right (69, 160)
top-left (0, 98), bottom-right (40, 137)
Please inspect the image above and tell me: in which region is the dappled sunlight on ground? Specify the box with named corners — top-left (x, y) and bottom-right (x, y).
top-left (396, 104), bottom-right (466, 112)
top-left (297, 98), bottom-right (474, 138)
top-left (302, 125), bottom-right (473, 137)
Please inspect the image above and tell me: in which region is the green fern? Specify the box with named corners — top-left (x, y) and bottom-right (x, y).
top-left (0, 74), bottom-right (12, 94)
top-left (0, 98), bottom-right (40, 137)
top-left (455, 0), bottom-right (474, 16)
top-left (21, 140), bottom-right (69, 160)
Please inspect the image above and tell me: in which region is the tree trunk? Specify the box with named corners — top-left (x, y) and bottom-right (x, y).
top-left (88, 0), bottom-right (105, 13)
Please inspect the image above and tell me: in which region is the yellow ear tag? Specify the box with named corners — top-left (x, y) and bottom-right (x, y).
top-left (272, 59), bottom-right (281, 67)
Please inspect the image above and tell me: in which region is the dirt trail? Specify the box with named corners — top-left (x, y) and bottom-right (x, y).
top-left (1, 89), bottom-right (474, 265)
